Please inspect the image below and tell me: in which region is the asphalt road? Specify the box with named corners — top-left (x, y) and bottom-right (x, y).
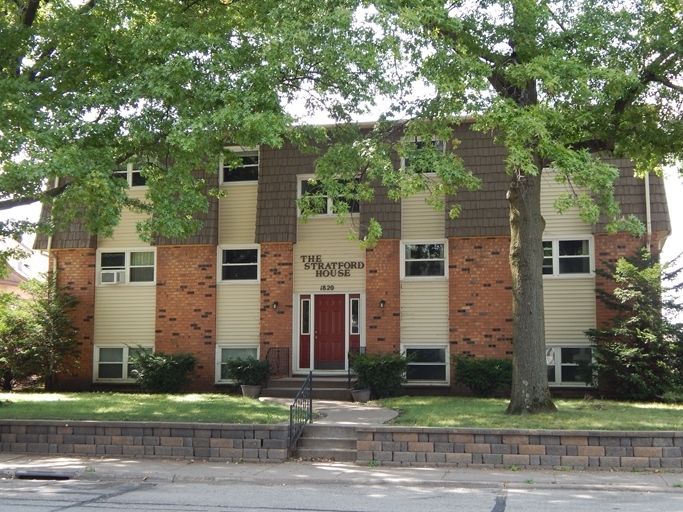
top-left (2, 479), bottom-right (683, 512)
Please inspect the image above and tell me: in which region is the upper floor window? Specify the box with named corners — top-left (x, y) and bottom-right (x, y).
top-left (401, 137), bottom-right (446, 173)
top-left (99, 250), bottom-right (155, 285)
top-left (220, 246), bottom-right (259, 282)
top-left (114, 163), bottom-right (147, 187)
top-left (222, 147), bottom-right (259, 183)
top-left (543, 238), bottom-right (592, 277)
top-left (298, 177), bottom-right (360, 216)
top-left (402, 242), bottom-right (446, 278)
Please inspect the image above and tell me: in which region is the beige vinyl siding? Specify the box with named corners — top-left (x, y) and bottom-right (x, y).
top-left (98, 190), bottom-right (151, 248)
top-left (541, 170), bottom-right (590, 236)
top-left (543, 278), bottom-right (595, 344)
top-left (94, 286), bottom-right (155, 343)
top-left (400, 280), bottom-right (449, 343)
top-left (294, 217), bottom-right (365, 293)
top-left (219, 183), bottom-right (258, 244)
top-left (402, 189), bottom-right (445, 239)
top-left (216, 284), bottom-right (260, 344)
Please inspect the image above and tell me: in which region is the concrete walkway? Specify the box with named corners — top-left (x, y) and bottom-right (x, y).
top-left (260, 397), bottom-right (399, 426)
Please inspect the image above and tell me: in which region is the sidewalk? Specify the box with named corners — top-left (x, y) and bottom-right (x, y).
top-left (1, 452), bottom-right (682, 492)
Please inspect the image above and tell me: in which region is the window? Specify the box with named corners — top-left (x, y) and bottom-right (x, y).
top-left (298, 177), bottom-right (360, 216)
top-left (217, 346), bottom-right (258, 381)
top-left (114, 163), bottom-right (147, 187)
top-left (350, 298), bottom-right (360, 335)
top-left (301, 299), bottom-right (310, 335)
top-left (220, 247), bottom-right (259, 282)
top-left (546, 346), bottom-right (593, 386)
top-left (99, 250), bottom-right (155, 285)
top-left (222, 148), bottom-right (258, 183)
top-left (402, 138), bottom-right (446, 172)
top-left (543, 238), bottom-right (592, 276)
top-left (95, 345), bottom-right (152, 381)
top-left (405, 346), bottom-right (449, 384)
top-left (402, 242), bottom-right (446, 278)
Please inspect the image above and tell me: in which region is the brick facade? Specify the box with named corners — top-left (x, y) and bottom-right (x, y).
top-left (449, 237), bottom-right (513, 360)
top-left (53, 249), bottom-right (96, 391)
top-left (594, 232), bottom-right (658, 329)
top-left (260, 243), bottom-right (294, 367)
top-left (365, 240), bottom-right (401, 354)
top-left (155, 245), bottom-right (217, 390)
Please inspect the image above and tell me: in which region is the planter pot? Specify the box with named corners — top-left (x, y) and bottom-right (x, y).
top-left (350, 388), bottom-right (371, 403)
top-left (241, 385), bottom-right (262, 399)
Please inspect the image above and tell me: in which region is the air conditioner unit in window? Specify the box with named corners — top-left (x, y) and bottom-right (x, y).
top-left (101, 270), bottom-right (125, 284)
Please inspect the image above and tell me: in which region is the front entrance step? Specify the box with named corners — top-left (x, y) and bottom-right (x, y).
top-left (293, 424), bottom-right (357, 462)
top-left (263, 376), bottom-right (354, 401)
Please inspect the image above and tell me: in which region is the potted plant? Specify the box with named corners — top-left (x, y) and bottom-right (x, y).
top-left (224, 357), bottom-right (270, 398)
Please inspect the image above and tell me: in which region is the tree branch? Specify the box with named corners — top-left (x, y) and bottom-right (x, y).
top-left (20, 0), bottom-right (41, 28)
top-left (0, 183), bottom-right (70, 212)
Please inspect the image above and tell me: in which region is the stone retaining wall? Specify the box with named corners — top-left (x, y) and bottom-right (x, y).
top-left (0, 421), bottom-right (290, 462)
top-left (356, 427), bottom-right (683, 470)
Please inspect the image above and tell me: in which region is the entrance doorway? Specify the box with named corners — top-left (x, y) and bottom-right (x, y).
top-left (314, 294), bottom-right (345, 370)
top-left (297, 293), bottom-right (362, 372)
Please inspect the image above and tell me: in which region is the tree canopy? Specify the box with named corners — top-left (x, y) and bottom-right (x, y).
top-left (0, 0), bottom-right (392, 244)
top-left (1, 0), bottom-right (681, 412)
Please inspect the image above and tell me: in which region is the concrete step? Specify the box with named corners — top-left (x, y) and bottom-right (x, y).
top-left (262, 376), bottom-right (355, 401)
top-left (261, 387), bottom-right (353, 401)
top-left (293, 447), bottom-right (357, 461)
top-left (302, 424), bottom-right (358, 439)
top-left (294, 424), bottom-right (358, 462)
top-left (297, 437), bottom-right (356, 450)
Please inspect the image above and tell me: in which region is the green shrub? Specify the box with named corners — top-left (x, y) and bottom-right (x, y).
top-left (453, 356), bottom-right (512, 397)
top-left (130, 350), bottom-right (197, 393)
top-left (223, 357), bottom-right (270, 387)
top-left (350, 352), bottom-right (411, 398)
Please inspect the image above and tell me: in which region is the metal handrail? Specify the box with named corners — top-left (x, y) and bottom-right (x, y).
top-left (289, 372), bottom-right (313, 448)
top-left (266, 347), bottom-right (290, 381)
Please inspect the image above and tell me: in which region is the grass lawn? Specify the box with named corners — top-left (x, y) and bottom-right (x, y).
top-left (377, 396), bottom-right (683, 431)
top-left (0, 392), bottom-right (290, 424)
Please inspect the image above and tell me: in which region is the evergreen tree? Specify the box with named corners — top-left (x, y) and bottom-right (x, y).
top-left (586, 249), bottom-right (683, 400)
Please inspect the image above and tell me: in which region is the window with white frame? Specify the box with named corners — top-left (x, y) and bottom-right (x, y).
top-left (99, 250), bottom-right (155, 285)
top-left (404, 346), bottom-right (449, 384)
top-left (402, 242), bottom-right (446, 278)
top-left (220, 247), bottom-right (259, 281)
top-left (546, 346), bottom-right (593, 386)
top-left (401, 137), bottom-right (446, 173)
top-left (298, 177), bottom-right (360, 216)
top-left (543, 238), bottom-right (592, 276)
top-left (222, 148), bottom-right (259, 183)
top-left (95, 345), bottom-right (152, 381)
top-left (217, 346), bottom-right (258, 381)
top-left (114, 162), bottom-right (147, 187)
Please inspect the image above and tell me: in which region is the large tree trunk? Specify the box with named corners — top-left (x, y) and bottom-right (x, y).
top-left (506, 167), bottom-right (557, 414)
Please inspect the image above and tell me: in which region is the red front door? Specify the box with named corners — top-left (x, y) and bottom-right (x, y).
top-left (314, 294), bottom-right (345, 370)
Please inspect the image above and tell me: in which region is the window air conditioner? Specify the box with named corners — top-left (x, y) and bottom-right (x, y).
top-left (101, 270), bottom-right (125, 284)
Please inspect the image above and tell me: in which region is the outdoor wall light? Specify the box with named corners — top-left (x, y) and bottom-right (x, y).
top-left (379, 300), bottom-right (385, 308)
top-left (272, 301), bottom-right (278, 309)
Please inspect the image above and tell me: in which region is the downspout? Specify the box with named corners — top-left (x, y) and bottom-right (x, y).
top-left (645, 173), bottom-right (652, 251)
top-left (40, 178), bottom-right (60, 273)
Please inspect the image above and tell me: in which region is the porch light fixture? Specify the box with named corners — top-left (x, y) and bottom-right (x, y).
top-left (272, 301), bottom-right (278, 309)
top-left (379, 300), bottom-right (385, 308)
